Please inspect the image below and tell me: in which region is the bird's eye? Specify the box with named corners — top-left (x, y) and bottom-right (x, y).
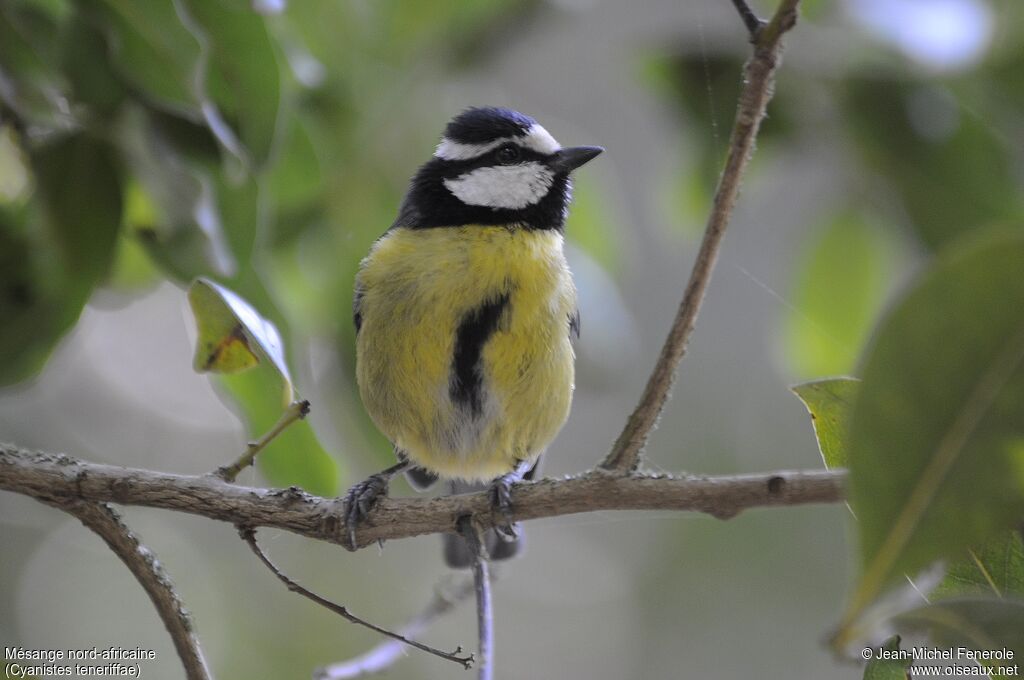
top-left (496, 144), bottom-right (520, 164)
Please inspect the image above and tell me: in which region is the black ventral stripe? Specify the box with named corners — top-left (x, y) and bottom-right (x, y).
top-left (450, 293), bottom-right (510, 416)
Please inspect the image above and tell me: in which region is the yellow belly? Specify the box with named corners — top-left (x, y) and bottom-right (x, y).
top-left (355, 225), bottom-right (577, 481)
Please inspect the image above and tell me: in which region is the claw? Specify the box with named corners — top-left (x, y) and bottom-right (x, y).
top-left (488, 472), bottom-right (521, 542)
top-left (343, 473), bottom-right (390, 550)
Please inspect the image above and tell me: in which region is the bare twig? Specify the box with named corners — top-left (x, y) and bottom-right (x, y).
top-left (238, 526), bottom-right (474, 670)
top-left (1, 445), bottom-right (844, 549)
top-left (318, 576), bottom-right (478, 679)
top-left (600, 0), bottom-right (802, 473)
top-left (458, 517), bottom-right (493, 680)
top-left (214, 399), bottom-right (310, 482)
top-left (38, 498), bottom-right (212, 680)
top-left (730, 0), bottom-right (766, 37)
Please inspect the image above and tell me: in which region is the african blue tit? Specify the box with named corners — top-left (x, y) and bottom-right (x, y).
top-left (346, 107), bottom-right (602, 566)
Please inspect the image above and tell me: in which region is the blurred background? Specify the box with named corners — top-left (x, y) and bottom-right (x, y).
top-left (2, 0), bottom-right (1022, 677)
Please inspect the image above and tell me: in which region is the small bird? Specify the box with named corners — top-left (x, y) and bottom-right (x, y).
top-left (347, 107), bottom-right (602, 565)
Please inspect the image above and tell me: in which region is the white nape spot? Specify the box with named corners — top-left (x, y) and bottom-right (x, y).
top-left (434, 123), bottom-right (562, 161)
top-left (523, 123), bottom-right (560, 155)
top-left (444, 163), bottom-right (554, 209)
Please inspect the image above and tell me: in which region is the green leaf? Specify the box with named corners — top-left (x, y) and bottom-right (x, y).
top-left (266, 115), bottom-right (322, 215)
top-left (934, 533), bottom-right (1024, 600)
top-left (83, 0), bottom-right (202, 116)
top-left (119, 107), bottom-right (236, 279)
top-left (0, 2), bottom-right (73, 128)
top-left (840, 228), bottom-right (1024, 635)
top-left (187, 277), bottom-right (293, 400)
top-left (784, 214), bottom-right (895, 379)
top-left (863, 635), bottom-right (912, 680)
top-left (217, 364), bottom-right (340, 497)
top-left (183, 0), bottom-right (281, 166)
top-left (791, 377), bottom-right (860, 469)
top-left (31, 132), bottom-right (124, 292)
top-left (0, 131), bottom-right (121, 384)
top-left (60, 11), bottom-right (125, 115)
top-left (0, 207), bottom-right (76, 385)
top-left (844, 77), bottom-right (1024, 249)
top-left (894, 598), bottom-right (1024, 662)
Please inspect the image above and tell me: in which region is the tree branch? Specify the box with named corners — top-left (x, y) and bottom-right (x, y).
top-left (1, 445), bottom-right (843, 550)
top-left (239, 527), bottom-right (473, 670)
top-left (458, 517), bottom-right (493, 680)
top-left (318, 575), bottom-right (478, 679)
top-left (730, 0), bottom-right (766, 37)
top-left (600, 0), bottom-right (802, 473)
top-left (37, 497), bottom-right (212, 680)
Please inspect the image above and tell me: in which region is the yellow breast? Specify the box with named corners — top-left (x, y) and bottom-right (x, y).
top-left (355, 225), bottom-right (577, 481)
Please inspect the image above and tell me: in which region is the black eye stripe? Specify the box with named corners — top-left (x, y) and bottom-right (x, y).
top-left (496, 143), bottom-right (520, 163)
top-left (433, 144), bottom-right (547, 176)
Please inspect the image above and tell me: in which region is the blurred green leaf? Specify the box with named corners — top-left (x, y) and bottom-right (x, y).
top-left (934, 533), bottom-right (1024, 600)
top-left (60, 11), bottom-right (125, 115)
top-left (894, 598), bottom-right (1024, 661)
top-left (0, 2), bottom-right (73, 127)
top-left (784, 214), bottom-right (894, 379)
top-left (107, 226), bottom-right (159, 291)
top-left (0, 206), bottom-right (76, 385)
top-left (217, 364), bottom-right (339, 496)
top-left (188, 277), bottom-right (293, 400)
top-left (32, 131), bottom-right (123, 293)
top-left (791, 377), bottom-right (860, 469)
top-left (0, 132), bottom-right (123, 384)
top-left (266, 115), bottom-right (322, 216)
top-left (81, 0), bottom-right (202, 117)
top-left (565, 175), bottom-right (620, 274)
top-left (119, 107), bottom-right (235, 279)
top-left (863, 635), bottom-right (912, 680)
top-left (184, 0), bottom-right (281, 167)
top-left (842, 228), bottom-right (1024, 634)
top-left (0, 127), bottom-right (31, 202)
top-left (844, 78), bottom-right (1024, 249)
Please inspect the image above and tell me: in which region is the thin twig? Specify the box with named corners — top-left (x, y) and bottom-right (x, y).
top-left (38, 498), bottom-right (212, 680)
top-left (318, 576), bottom-right (479, 679)
top-left (238, 526), bottom-right (474, 670)
top-left (600, 0), bottom-right (802, 473)
top-left (0, 445), bottom-right (845, 549)
top-left (214, 399), bottom-right (310, 482)
top-left (458, 517), bottom-right (493, 680)
top-left (730, 0), bottom-right (766, 37)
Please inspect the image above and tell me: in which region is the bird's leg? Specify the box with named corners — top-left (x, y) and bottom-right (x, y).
top-left (343, 459), bottom-right (409, 550)
top-left (488, 458), bottom-right (534, 542)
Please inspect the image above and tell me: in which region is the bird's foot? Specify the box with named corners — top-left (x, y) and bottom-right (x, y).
top-left (342, 460), bottom-right (408, 550)
top-left (488, 470), bottom-right (524, 542)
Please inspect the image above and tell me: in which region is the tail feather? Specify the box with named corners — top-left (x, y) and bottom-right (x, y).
top-left (444, 455), bottom-right (541, 568)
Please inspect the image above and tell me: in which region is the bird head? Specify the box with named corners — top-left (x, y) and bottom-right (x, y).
top-left (397, 107), bottom-right (603, 231)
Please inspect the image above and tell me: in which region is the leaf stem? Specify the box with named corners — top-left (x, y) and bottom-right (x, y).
top-left (214, 399), bottom-right (310, 482)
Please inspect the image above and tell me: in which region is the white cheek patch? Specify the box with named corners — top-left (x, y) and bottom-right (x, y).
top-left (443, 163), bottom-right (555, 209)
top-left (435, 123), bottom-right (561, 161)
